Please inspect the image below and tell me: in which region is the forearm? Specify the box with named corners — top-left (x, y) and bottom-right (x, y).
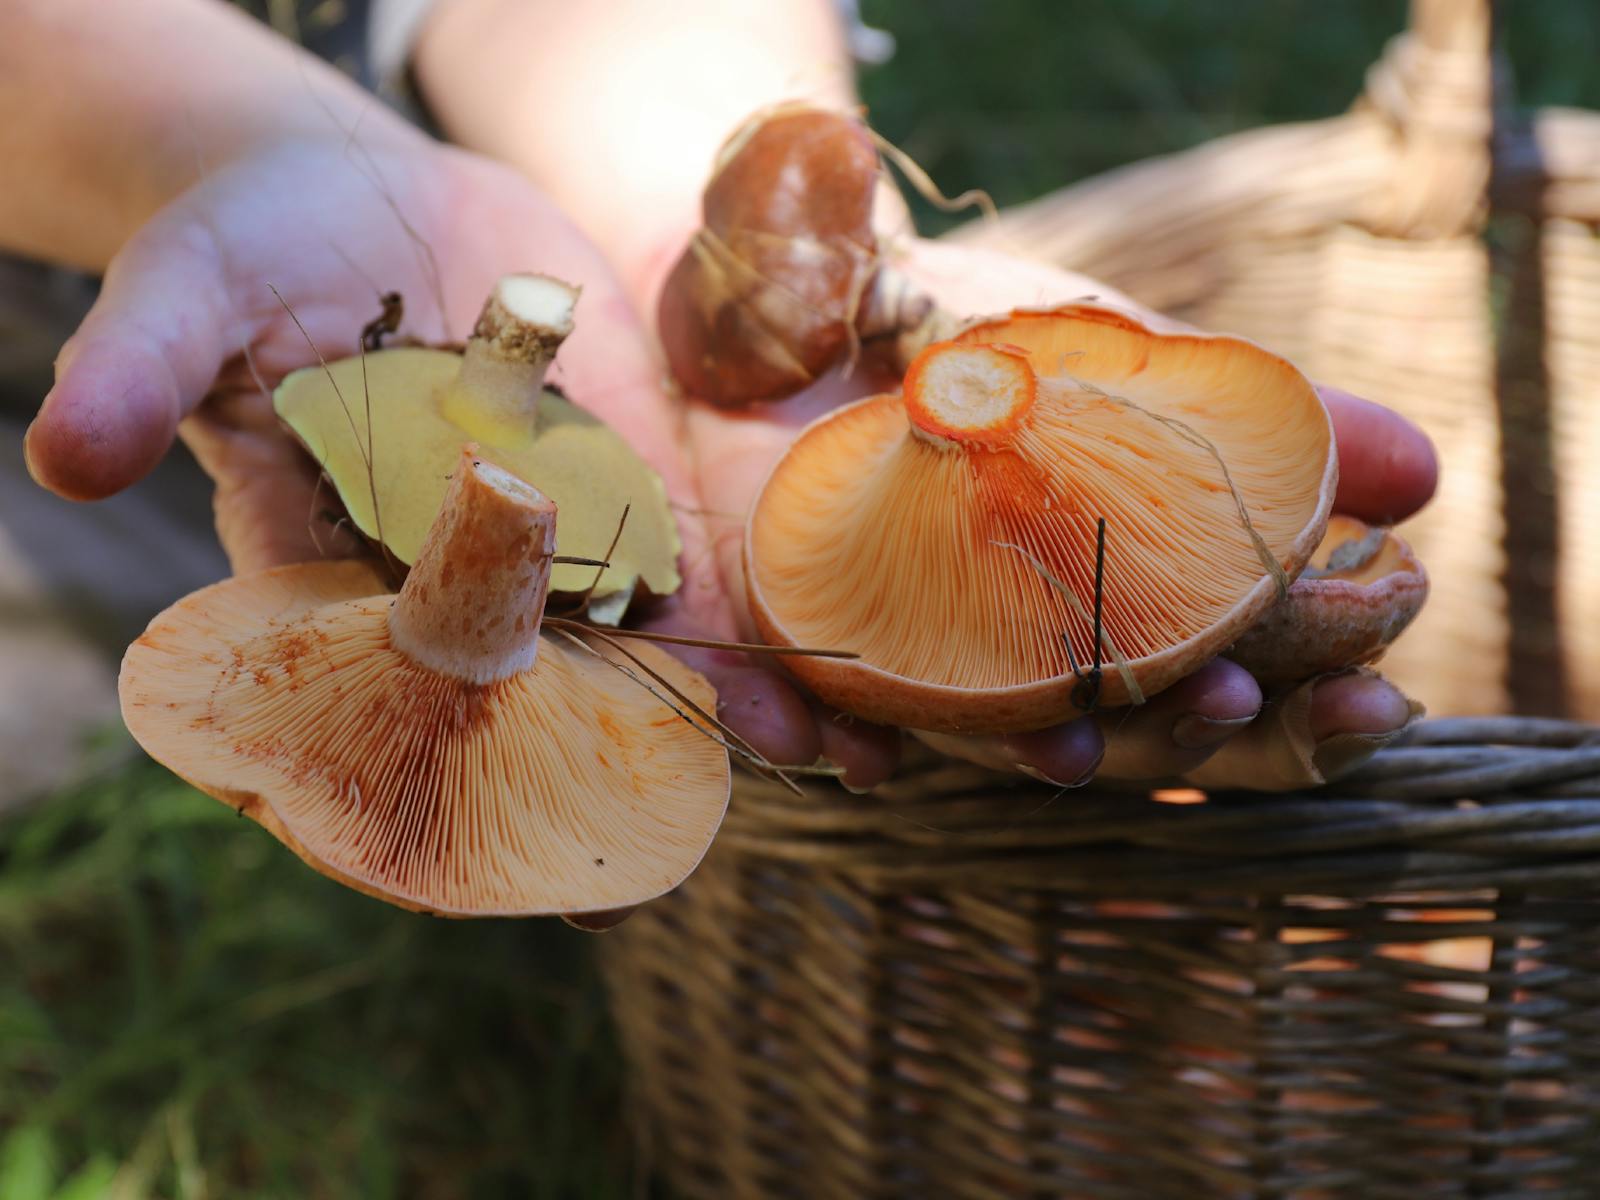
top-left (0, 0), bottom-right (420, 271)
top-left (413, 0), bottom-right (856, 305)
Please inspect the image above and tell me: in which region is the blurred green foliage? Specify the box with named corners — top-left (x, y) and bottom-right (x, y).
top-left (1, 739), bottom-right (629, 1199)
top-left (860, 0), bottom-right (1600, 232)
top-left (8, 1), bottom-right (1600, 1195)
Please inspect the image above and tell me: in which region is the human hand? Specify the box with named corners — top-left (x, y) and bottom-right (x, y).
top-left (24, 131), bottom-right (746, 632)
top-left (678, 239), bottom-right (1439, 790)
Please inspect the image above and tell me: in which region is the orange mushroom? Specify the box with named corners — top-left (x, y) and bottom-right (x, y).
top-left (1227, 516), bottom-right (1428, 690)
top-left (120, 449), bottom-right (730, 917)
top-left (745, 305), bottom-right (1336, 734)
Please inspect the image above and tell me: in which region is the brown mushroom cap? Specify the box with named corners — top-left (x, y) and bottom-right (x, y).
top-left (120, 455), bottom-right (729, 917)
top-left (657, 104), bottom-right (882, 406)
top-left (745, 306), bottom-right (1336, 734)
top-left (1226, 515), bottom-right (1428, 690)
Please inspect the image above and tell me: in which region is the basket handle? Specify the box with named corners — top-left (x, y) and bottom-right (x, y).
top-left (1358, 0), bottom-right (1501, 237)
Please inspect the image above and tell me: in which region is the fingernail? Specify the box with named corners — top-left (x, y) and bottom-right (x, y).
top-left (21, 424), bottom-right (42, 487)
top-left (1015, 751), bottom-right (1103, 790)
top-left (1311, 699), bottom-right (1424, 780)
top-left (816, 755), bottom-right (870, 796)
top-left (1171, 712), bottom-right (1255, 750)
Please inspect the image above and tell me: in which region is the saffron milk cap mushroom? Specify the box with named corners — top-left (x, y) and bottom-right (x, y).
top-left (1226, 515), bottom-right (1428, 690)
top-left (744, 305), bottom-right (1337, 734)
top-left (274, 274), bottom-right (680, 624)
top-left (119, 449), bottom-right (730, 917)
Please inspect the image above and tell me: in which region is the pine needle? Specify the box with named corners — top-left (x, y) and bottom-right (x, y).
top-left (549, 626), bottom-right (809, 796)
top-left (992, 539), bottom-right (1145, 707)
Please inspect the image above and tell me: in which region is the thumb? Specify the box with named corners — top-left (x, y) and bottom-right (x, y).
top-left (25, 217), bottom-right (237, 500)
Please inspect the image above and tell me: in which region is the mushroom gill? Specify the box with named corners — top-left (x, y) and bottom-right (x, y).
top-left (120, 453), bottom-right (729, 917)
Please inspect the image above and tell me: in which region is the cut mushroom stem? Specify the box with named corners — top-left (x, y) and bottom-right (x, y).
top-left (441, 274), bottom-right (579, 438)
top-left (388, 447), bottom-right (556, 685)
top-left (903, 341), bottom-right (1037, 449)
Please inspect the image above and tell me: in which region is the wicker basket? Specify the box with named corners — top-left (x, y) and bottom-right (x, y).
top-left (953, 0), bottom-right (1600, 722)
top-left (602, 4), bottom-right (1600, 1196)
top-left (605, 719), bottom-right (1600, 1198)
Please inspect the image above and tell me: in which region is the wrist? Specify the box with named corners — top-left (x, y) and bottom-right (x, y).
top-left (413, 0), bottom-right (858, 313)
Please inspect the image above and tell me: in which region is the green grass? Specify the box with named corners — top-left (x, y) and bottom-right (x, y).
top-left (0, 733), bottom-right (631, 1200)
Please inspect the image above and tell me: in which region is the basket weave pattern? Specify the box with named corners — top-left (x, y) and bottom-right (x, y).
top-left (957, 0), bottom-right (1600, 720)
top-left (605, 719), bottom-right (1600, 1197)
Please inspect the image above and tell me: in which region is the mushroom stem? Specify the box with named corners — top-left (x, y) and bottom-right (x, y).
top-left (441, 274), bottom-right (580, 438)
top-left (389, 448), bottom-right (557, 685)
top-left (855, 263), bottom-right (958, 371)
top-left (902, 341), bottom-right (1037, 449)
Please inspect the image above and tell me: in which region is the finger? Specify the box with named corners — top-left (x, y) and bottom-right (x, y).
top-left (1308, 668), bottom-right (1417, 741)
top-left (25, 216), bottom-right (238, 501)
top-left (915, 717), bottom-right (1105, 787)
top-left (1096, 658), bottom-right (1263, 781)
top-left (815, 707), bottom-right (902, 793)
top-left (1183, 669), bottom-right (1423, 791)
top-left (1002, 718), bottom-right (1106, 787)
top-left (1319, 386), bottom-right (1438, 524)
top-left (639, 607), bottom-right (898, 788)
top-left (712, 664), bottom-right (822, 769)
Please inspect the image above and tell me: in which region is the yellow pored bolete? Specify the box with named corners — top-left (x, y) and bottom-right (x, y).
top-left (1227, 516), bottom-right (1428, 690)
top-left (275, 274), bottom-right (680, 623)
top-left (746, 306), bottom-right (1337, 734)
top-left (119, 449), bottom-right (729, 917)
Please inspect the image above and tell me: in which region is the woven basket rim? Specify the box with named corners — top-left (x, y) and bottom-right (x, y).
top-left (716, 718), bottom-right (1600, 896)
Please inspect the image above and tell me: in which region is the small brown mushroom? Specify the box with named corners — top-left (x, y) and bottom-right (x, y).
top-left (1226, 515), bottom-right (1428, 690)
top-left (657, 104), bottom-right (942, 407)
top-left (119, 449), bottom-right (729, 917)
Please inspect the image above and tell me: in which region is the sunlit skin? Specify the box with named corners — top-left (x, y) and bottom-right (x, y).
top-left (14, 0), bottom-right (1438, 815)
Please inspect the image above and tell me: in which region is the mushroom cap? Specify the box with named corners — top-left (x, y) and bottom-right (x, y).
top-left (274, 347), bottom-right (681, 622)
top-left (745, 305), bottom-right (1336, 733)
top-left (1226, 516), bottom-right (1428, 690)
top-left (657, 104), bottom-right (882, 406)
top-left (119, 560), bottom-right (730, 916)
